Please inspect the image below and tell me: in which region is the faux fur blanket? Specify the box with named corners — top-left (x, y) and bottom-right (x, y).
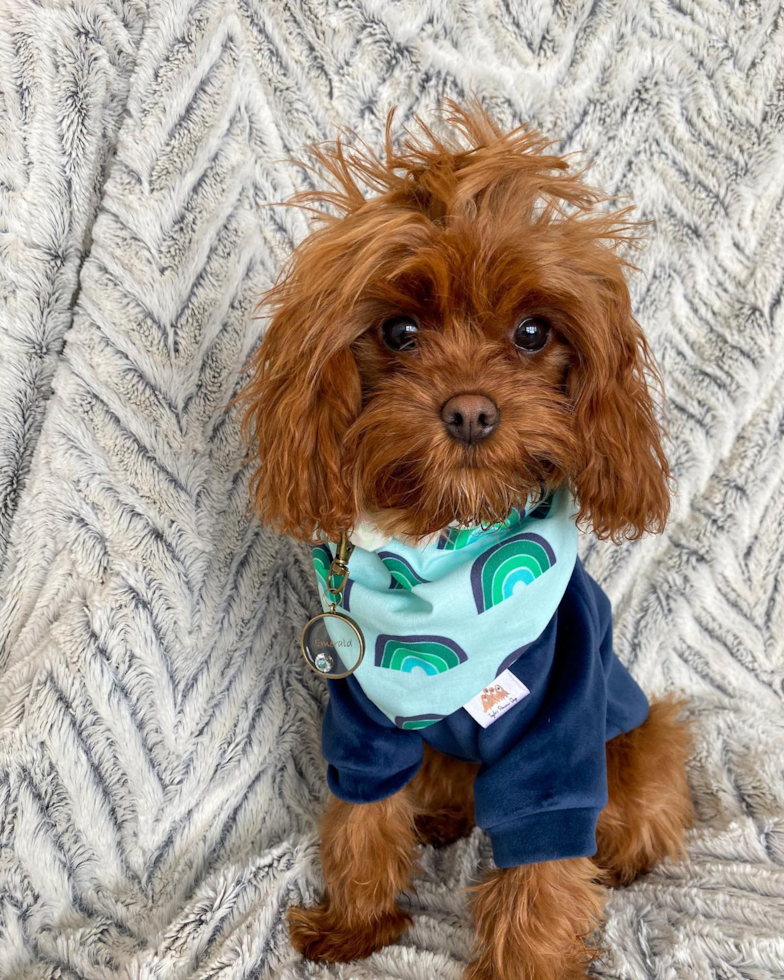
top-left (1, 2), bottom-right (783, 978)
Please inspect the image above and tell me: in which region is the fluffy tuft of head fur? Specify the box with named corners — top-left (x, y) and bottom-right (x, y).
top-left (240, 100), bottom-right (670, 543)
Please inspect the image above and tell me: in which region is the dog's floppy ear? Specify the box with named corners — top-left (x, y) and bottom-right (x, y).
top-left (568, 260), bottom-right (670, 542)
top-left (240, 291), bottom-right (362, 542)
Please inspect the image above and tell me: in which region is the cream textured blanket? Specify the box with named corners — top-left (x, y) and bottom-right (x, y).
top-left (1, 2), bottom-right (783, 977)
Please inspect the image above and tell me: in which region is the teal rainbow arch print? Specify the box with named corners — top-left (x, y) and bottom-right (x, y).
top-left (437, 508), bottom-right (522, 551)
top-left (311, 544), bottom-right (332, 585)
top-left (378, 551), bottom-right (430, 590)
top-left (436, 525), bottom-right (479, 551)
top-left (470, 532), bottom-right (556, 613)
top-left (528, 491), bottom-right (555, 520)
top-left (375, 635), bottom-right (467, 675)
top-left (394, 713), bottom-right (446, 730)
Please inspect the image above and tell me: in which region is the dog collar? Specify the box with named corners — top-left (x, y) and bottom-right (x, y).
top-left (310, 486), bottom-right (579, 729)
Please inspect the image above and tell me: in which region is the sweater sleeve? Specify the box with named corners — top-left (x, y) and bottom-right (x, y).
top-left (471, 562), bottom-right (614, 867)
top-left (586, 573), bottom-right (650, 741)
top-left (321, 675), bottom-right (424, 804)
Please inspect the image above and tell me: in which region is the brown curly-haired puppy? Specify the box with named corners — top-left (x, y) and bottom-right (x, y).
top-left (240, 102), bottom-right (693, 980)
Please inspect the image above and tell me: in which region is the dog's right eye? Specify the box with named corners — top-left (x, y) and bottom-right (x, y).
top-left (382, 316), bottom-right (419, 351)
top-left (513, 316), bottom-right (551, 353)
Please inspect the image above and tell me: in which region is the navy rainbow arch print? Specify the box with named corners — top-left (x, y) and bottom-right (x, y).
top-left (375, 635), bottom-right (467, 674)
top-left (470, 532), bottom-right (556, 613)
top-left (311, 544), bottom-right (332, 585)
top-left (528, 491), bottom-right (555, 519)
top-left (394, 713), bottom-right (446, 730)
top-left (437, 508), bottom-right (522, 551)
top-left (378, 551), bottom-right (430, 590)
top-left (436, 525), bottom-right (482, 551)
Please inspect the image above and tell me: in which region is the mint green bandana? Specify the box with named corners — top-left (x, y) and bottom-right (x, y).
top-left (311, 487), bottom-right (578, 729)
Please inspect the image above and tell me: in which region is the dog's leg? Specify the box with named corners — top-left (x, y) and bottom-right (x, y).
top-left (411, 744), bottom-right (479, 846)
top-left (595, 696), bottom-right (693, 886)
top-left (288, 788), bottom-right (417, 962)
top-left (465, 858), bottom-right (605, 980)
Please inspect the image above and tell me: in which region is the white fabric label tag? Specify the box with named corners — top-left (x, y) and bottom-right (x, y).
top-left (462, 669), bottom-right (530, 728)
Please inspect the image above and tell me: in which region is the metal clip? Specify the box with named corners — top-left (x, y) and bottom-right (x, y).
top-left (325, 532), bottom-right (354, 600)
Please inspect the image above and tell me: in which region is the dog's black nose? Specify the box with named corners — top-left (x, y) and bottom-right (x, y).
top-left (441, 394), bottom-right (499, 444)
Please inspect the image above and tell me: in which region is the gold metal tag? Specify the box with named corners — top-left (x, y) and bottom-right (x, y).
top-left (301, 608), bottom-right (365, 678)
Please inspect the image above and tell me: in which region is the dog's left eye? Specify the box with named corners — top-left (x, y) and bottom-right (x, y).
top-left (513, 316), bottom-right (551, 353)
top-left (382, 316), bottom-right (419, 351)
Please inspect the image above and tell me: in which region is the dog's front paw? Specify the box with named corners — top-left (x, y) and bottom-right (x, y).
top-left (288, 901), bottom-right (411, 962)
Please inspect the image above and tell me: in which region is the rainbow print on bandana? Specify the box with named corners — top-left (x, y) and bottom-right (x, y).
top-left (437, 508), bottom-right (522, 551)
top-left (436, 525), bottom-right (479, 551)
top-left (378, 551), bottom-right (430, 590)
top-left (394, 713), bottom-right (446, 730)
top-left (375, 635), bottom-right (467, 674)
top-left (471, 532), bottom-right (556, 613)
top-left (312, 544), bottom-right (332, 585)
top-left (528, 491), bottom-right (555, 520)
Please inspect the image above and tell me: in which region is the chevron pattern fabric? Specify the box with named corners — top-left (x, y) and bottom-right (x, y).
top-left (1, 1), bottom-right (783, 978)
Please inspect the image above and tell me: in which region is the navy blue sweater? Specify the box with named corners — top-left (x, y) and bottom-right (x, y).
top-left (321, 558), bottom-right (649, 867)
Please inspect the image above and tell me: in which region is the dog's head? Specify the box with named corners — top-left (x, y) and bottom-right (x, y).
top-left (241, 102), bottom-right (669, 544)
